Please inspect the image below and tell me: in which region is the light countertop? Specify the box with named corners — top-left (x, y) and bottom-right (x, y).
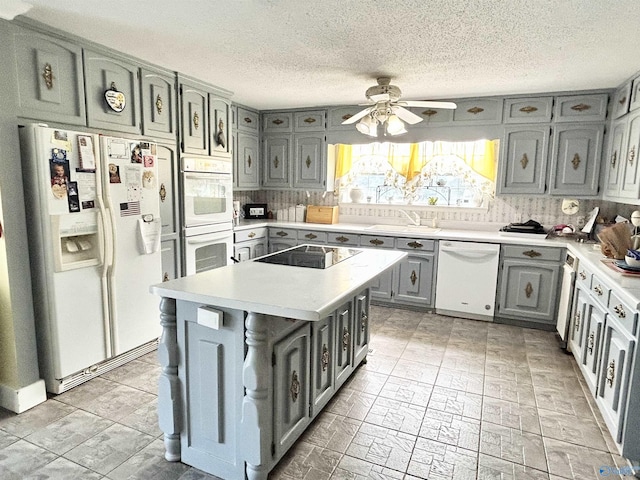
top-left (151, 248), bottom-right (406, 321)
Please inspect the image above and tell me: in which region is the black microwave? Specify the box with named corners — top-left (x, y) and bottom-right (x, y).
top-left (244, 203), bottom-right (268, 219)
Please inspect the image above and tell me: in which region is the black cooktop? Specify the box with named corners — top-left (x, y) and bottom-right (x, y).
top-left (255, 245), bottom-right (361, 269)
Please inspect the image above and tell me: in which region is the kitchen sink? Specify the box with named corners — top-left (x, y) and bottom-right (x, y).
top-left (365, 224), bottom-right (441, 234)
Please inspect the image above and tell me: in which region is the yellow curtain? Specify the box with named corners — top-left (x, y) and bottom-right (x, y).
top-left (335, 144), bottom-right (352, 178)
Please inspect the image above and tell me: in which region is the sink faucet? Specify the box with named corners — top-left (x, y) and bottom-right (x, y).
top-left (399, 209), bottom-right (421, 226)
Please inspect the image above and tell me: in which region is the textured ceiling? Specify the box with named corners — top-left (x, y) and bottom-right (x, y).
top-left (13, 0), bottom-right (640, 110)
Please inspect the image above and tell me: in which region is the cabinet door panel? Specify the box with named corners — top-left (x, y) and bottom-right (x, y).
top-left (14, 30), bottom-right (86, 125)
top-left (604, 118), bottom-right (628, 197)
top-left (236, 133), bottom-right (260, 189)
top-left (549, 125), bottom-right (603, 196)
top-left (293, 135), bottom-right (324, 189)
top-left (370, 267), bottom-right (393, 301)
top-left (498, 127), bottom-right (549, 194)
top-left (180, 84), bottom-right (208, 154)
top-left (597, 318), bottom-right (634, 443)
top-left (84, 50), bottom-right (140, 134)
top-left (294, 110), bottom-right (325, 132)
top-left (273, 326), bottom-right (310, 457)
top-left (395, 255), bottom-right (434, 306)
top-left (263, 136), bottom-right (291, 188)
top-left (210, 97), bottom-right (231, 157)
top-left (353, 291), bottom-right (370, 365)
top-left (619, 111), bottom-right (640, 199)
top-left (569, 287), bottom-right (587, 363)
top-left (311, 316), bottom-right (335, 415)
top-left (580, 301), bottom-right (605, 395)
top-left (160, 239), bottom-right (180, 282)
top-left (141, 69), bottom-right (176, 140)
top-left (334, 302), bottom-right (353, 388)
top-left (157, 144), bottom-right (178, 236)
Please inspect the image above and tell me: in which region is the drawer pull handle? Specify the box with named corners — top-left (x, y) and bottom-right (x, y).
top-left (276, 231), bottom-right (288, 237)
top-left (243, 117), bottom-right (253, 124)
top-left (163, 272), bottom-right (170, 282)
top-left (342, 327), bottom-right (350, 351)
top-left (410, 270), bottom-right (418, 286)
top-left (321, 344), bottom-right (330, 372)
top-left (305, 233), bottom-right (317, 239)
top-left (522, 250), bottom-right (541, 258)
top-left (571, 153), bottom-right (581, 170)
top-left (422, 109), bottom-right (438, 117)
top-left (579, 271), bottom-right (587, 280)
top-left (248, 232), bottom-right (256, 238)
top-left (407, 241), bottom-right (423, 249)
top-left (370, 238), bottom-right (384, 246)
top-left (305, 155), bottom-right (312, 168)
top-left (570, 103), bottom-right (592, 112)
top-left (42, 62), bottom-right (54, 89)
top-left (272, 118), bottom-right (284, 125)
top-left (606, 360), bottom-right (616, 388)
top-left (519, 105), bottom-right (538, 114)
top-left (611, 150), bottom-right (617, 168)
top-left (525, 282), bottom-right (534, 298)
top-left (155, 94), bottom-right (163, 114)
top-left (467, 106), bottom-right (484, 115)
top-left (619, 96), bottom-right (627, 106)
top-left (614, 305), bottom-right (626, 318)
top-left (336, 236), bottom-right (349, 243)
top-left (290, 370), bottom-right (300, 402)
top-left (361, 311), bottom-right (368, 332)
top-left (304, 117), bottom-right (316, 124)
top-left (593, 285), bottom-right (603, 296)
top-left (629, 145), bottom-right (636, 166)
top-left (588, 333), bottom-right (595, 354)
top-left (574, 311), bottom-right (581, 331)
top-left (273, 155), bottom-right (279, 169)
top-left (520, 153), bottom-right (529, 169)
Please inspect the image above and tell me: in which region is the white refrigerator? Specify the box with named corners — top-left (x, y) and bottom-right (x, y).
top-left (20, 124), bottom-right (163, 393)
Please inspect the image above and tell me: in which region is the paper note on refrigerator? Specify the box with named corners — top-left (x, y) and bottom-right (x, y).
top-left (137, 217), bottom-right (161, 254)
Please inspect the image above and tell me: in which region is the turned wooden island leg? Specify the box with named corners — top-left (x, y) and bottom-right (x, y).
top-left (242, 312), bottom-right (270, 480)
top-left (157, 297), bottom-right (182, 462)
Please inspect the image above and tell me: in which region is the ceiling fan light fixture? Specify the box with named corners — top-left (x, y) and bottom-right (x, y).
top-left (385, 114), bottom-right (406, 135)
top-left (356, 115), bottom-right (377, 137)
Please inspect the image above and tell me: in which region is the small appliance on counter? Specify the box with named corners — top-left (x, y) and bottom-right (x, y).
top-left (244, 203), bottom-right (268, 219)
top-left (499, 219), bottom-right (547, 235)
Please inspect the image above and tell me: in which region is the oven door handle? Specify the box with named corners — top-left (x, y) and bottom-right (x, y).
top-left (187, 236), bottom-right (228, 245)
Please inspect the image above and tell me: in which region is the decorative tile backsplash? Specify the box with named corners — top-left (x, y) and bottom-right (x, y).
top-left (234, 189), bottom-right (629, 228)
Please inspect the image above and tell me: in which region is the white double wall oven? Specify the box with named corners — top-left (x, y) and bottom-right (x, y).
top-left (181, 155), bottom-right (233, 275)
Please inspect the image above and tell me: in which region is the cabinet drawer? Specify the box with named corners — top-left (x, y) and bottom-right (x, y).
top-left (503, 97), bottom-right (553, 123)
top-left (501, 245), bottom-right (563, 262)
top-left (297, 230), bottom-right (328, 243)
top-left (453, 98), bottom-right (503, 124)
top-left (589, 273), bottom-right (611, 308)
top-left (263, 112), bottom-right (293, 133)
top-left (235, 227), bottom-right (267, 243)
top-left (294, 110), bottom-right (326, 132)
top-left (554, 94), bottom-right (608, 122)
top-left (269, 227), bottom-right (298, 240)
top-left (237, 107), bottom-right (259, 133)
top-left (607, 291), bottom-right (638, 336)
top-left (612, 83), bottom-right (632, 119)
top-left (327, 232), bottom-right (360, 246)
top-left (360, 235), bottom-right (394, 248)
top-left (395, 237), bottom-right (436, 252)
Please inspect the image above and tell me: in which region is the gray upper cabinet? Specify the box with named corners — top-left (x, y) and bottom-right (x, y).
top-left (604, 117), bottom-right (628, 198)
top-left (263, 112), bottom-right (293, 133)
top-left (549, 124), bottom-right (603, 196)
top-left (452, 98), bottom-right (503, 124)
top-left (503, 97), bottom-right (553, 124)
top-left (327, 106), bottom-right (366, 130)
top-left (179, 80), bottom-right (208, 154)
top-left (13, 28), bottom-right (86, 126)
top-left (294, 110), bottom-right (325, 132)
top-left (497, 126), bottom-right (550, 195)
top-left (84, 49), bottom-right (141, 134)
top-left (236, 107), bottom-right (259, 133)
top-left (630, 75), bottom-right (640, 111)
top-left (236, 132), bottom-right (260, 189)
top-left (612, 82), bottom-right (632, 119)
top-left (263, 135), bottom-right (291, 188)
top-left (209, 96), bottom-right (231, 158)
top-left (141, 68), bottom-right (177, 141)
top-left (292, 134), bottom-right (325, 189)
top-left (618, 109), bottom-right (640, 199)
top-left (554, 94), bottom-right (608, 122)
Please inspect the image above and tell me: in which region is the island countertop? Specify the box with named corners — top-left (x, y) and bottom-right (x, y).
top-left (151, 247), bottom-right (406, 321)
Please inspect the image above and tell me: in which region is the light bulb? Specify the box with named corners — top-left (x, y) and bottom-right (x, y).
top-left (356, 115), bottom-right (377, 137)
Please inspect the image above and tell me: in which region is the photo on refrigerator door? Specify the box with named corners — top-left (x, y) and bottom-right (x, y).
top-left (50, 159), bottom-right (69, 198)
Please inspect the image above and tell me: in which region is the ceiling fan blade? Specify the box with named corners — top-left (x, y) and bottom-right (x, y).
top-left (341, 107), bottom-right (372, 124)
top-left (368, 93), bottom-right (391, 103)
top-left (393, 106), bottom-right (423, 125)
top-left (400, 100), bottom-right (457, 109)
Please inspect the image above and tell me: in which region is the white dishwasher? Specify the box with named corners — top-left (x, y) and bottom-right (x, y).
top-left (435, 241), bottom-right (500, 321)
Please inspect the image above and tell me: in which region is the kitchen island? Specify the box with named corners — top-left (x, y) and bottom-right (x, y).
top-left (150, 246), bottom-right (405, 480)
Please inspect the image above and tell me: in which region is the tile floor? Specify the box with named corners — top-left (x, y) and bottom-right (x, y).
top-left (0, 306), bottom-right (632, 479)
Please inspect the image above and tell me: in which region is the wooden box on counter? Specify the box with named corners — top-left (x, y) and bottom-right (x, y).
top-left (306, 205), bottom-right (339, 224)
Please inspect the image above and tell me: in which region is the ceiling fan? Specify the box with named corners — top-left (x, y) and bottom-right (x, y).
top-left (342, 77), bottom-right (457, 136)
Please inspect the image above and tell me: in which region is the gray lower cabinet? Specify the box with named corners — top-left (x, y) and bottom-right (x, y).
top-left (496, 245), bottom-right (563, 327)
top-left (84, 49), bottom-right (141, 134)
top-left (13, 27), bottom-right (86, 125)
top-left (334, 300), bottom-right (354, 389)
top-left (234, 227), bottom-right (267, 261)
top-left (548, 124), bottom-right (603, 196)
top-left (268, 227), bottom-right (298, 252)
top-left (273, 323), bottom-right (311, 458)
top-left (160, 239), bottom-right (181, 282)
top-left (141, 67), bottom-right (177, 141)
top-left (310, 315), bottom-right (335, 415)
top-left (497, 126), bottom-right (550, 195)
